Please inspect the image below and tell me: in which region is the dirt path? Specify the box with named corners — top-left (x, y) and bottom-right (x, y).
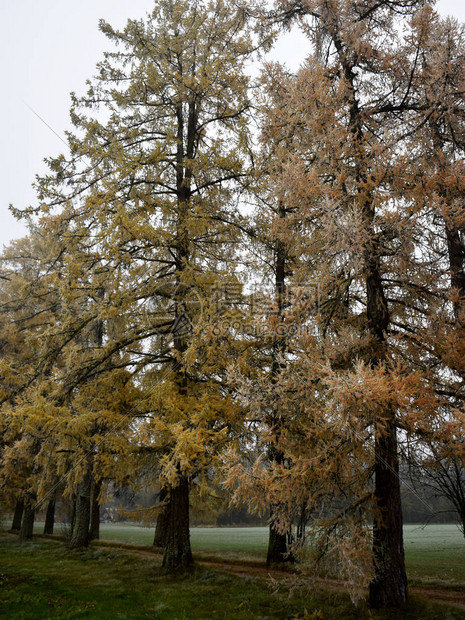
top-left (118, 544), bottom-right (465, 611)
top-left (409, 587), bottom-right (465, 611)
top-left (198, 560), bottom-right (465, 610)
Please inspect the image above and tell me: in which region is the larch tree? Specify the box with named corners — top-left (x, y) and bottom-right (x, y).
top-left (232, 63), bottom-right (307, 564)
top-left (7, 1), bottom-right (465, 610)
top-left (0, 231), bottom-right (64, 538)
top-left (398, 8), bottom-right (465, 537)
top-left (32, 0), bottom-right (256, 569)
top-left (237, 0), bottom-right (444, 607)
top-left (0, 221), bottom-right (138, 546)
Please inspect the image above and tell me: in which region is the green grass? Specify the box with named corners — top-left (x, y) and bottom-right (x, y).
top-left (55, 522), bottom-right (465, 584)
top-left (37, 522), bottom-right (270, 561)
top-left (1, 534), bottom-right (464, 619)
top-left (403, 524), bottom-right (465, 587)
top-left (102, 524), bottom-right (269, 560)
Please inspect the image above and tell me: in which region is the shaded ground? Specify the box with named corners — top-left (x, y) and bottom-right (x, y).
top-left (117, 542), bottom-right (465, 612)
top-left (0, 534), bottom-right (361, 619)
top-left (2, 525), bottom-right (465, 618)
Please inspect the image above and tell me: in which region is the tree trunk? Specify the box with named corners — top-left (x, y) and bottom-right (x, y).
top-left (267, 517), bottom-right (289, 565)
top-left (365, 257), bottom-right (408, 607)
top-left (460, 515), bottom-right (465, 539)
top-left (43, 495), bottom-right (56, 535)
top-left (369, 414), bottom-right (408, 608)
top-left (69, 496), bottom-right (76, 540)
top-left (162, 475), bottom-right (193, 571)
top-left (267, 202), bottom-right (292, 565)
top-left (153, 486), bottom-right (169, 548)
top-left (459, 511), bottom-right (465, 539)
top-left (266, 447), bottom-right (293, 566)
top-left (159, 97), bottom-right (194, 573)
top-left (11, 498), bottom-right (24, 532)
top-left (19, 500), bottom-right (35, 541)
top-left (69, 463), bottom-right (92, 549)
top-left (89, 479), bottom-right (102, 541)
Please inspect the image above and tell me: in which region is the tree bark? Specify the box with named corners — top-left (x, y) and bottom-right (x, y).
top-left (153, 486), bottom-right (169, 548)
top-left (89, 479), bottom-right (102, 541)
top-left (445, 224), bottom-right (465, 323)
top-left (369, 414), bottom-right (408, 608)
top-left (267, 202), bottom-right (293, 565)
top-left (431, 119), bottom-right (465, 326)
top-left (267, 516), bottom-right (290, 565)
top-left (69, 496), bottom-right (76, 540)
top-left (43, 495), bottom-right (56, 535)
top-left (365, 255), bottom-right (407, 608)
top-left (69, 463), bottom-right (92, 549)
top-left (162, 474), bottom-right (193, 571)
top-left (159, 98), bottom-right (195, 573)
top-left (11, 498), bottom-right (24, 532)
top-left (340, 34), bottom-right (408, 602)
top-left (19, 499), bottom-right (35, 541)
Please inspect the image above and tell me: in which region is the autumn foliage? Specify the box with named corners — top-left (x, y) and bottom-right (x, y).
top-left (1, 0), bottom-right (465, 610)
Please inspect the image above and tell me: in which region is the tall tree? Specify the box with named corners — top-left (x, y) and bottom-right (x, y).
top-left (33, 0), bottom-right (255, 569)
top-left (400, 8), bottom-right (465, 539)
top-left (241, 0), bottom-right (436, 606)
top-left (0, 232), bottom-right (63, 541)
top-left (238, 70), bottom-right (301, 564)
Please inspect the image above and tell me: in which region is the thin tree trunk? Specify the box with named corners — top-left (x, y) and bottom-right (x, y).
top-left (296, 502), bottom-right (308, 548)
top-left (266, 453), bottom-right (293, 565)
top-left (442, 147), bottom-right (465, 542)
top-left (43, 495), bottom-right (56, 535)
top-left (162, 475), bottom-right (193, 570)
top-left (19, 499), bottom-right (35, 541)
top-left (432, 114), bottom-right (465, 327)
top-left (11, 498), bottom-right (24, 532)
top-left (89, 479), bottom-right (102, 541)
top-left (153, 486), bottom-right (169, 548)
top-left (445, 225), bottom-right (465, 325)
top-left (88, 297), bottom-right (104, 544)
top-left (267, 202), bottom-right (292, 565)
top-left (69, 463), bottom-right (92, 549)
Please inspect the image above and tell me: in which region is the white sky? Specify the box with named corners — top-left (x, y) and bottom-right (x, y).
top-left (1, 0), bottom-right (464, 249)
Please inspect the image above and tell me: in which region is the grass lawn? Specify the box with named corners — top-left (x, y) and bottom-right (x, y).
top-left (1, 533), bottom-right (464, 619)
top-left (101, 524), bottom-right (270, 560)
top-left (50, 522), bottom-right (465, 585)
top-left (403, 524), bottom-right (465, 587)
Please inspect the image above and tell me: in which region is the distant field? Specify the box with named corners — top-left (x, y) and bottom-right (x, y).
top-left (42, 522), bottom-right (270, 560)
top-left (101, 524), bottom-right (270, 558)
top-left (403, 524), bottom-right (465, 586)
top-left (34, 521), bottom-right (465, 584)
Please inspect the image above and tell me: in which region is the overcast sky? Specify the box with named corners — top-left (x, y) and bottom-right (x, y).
top-left (1, 0), bottom-right (464, 250)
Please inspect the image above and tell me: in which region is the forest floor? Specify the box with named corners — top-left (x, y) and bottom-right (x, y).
top-left (1, 525), bottom-right (465, 619)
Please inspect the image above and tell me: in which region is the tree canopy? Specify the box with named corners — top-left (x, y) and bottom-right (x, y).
top-left (2, 0), bottom-right (465, 609)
